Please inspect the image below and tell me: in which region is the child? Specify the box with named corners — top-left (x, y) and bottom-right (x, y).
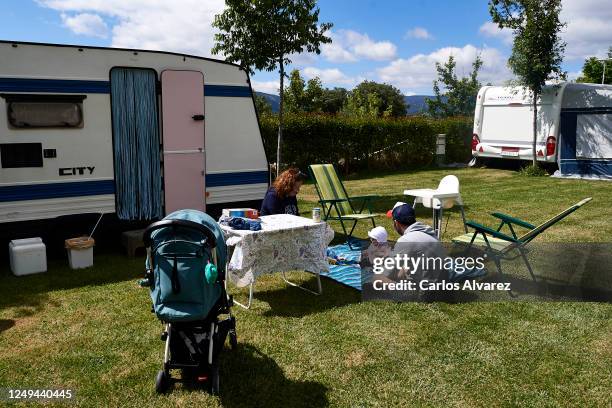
top-left (364, 226), bottom-right (391, 264)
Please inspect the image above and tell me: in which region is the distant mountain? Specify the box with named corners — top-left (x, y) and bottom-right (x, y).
top-left (255, 91), bottom-right (439, 116)
top-left (256, 92), bottom-right (280, 112)
top-left (404, 95), bottom-right (437, 115)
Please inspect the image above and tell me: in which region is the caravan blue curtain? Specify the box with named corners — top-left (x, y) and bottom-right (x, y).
top-left (110, 68), bottom-right (162, 220)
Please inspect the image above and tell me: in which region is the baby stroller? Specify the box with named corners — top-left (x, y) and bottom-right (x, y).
top-left (140, 209), bottom-right (236, 394)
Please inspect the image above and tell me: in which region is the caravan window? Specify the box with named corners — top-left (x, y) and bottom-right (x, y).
top-left (0, 143), bottom-right (43, 168)
top-left (2, 94), bottom-right (85, 128)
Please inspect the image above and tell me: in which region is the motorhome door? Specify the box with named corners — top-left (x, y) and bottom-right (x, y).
top-left (161, 70), bottom-right (206, 214)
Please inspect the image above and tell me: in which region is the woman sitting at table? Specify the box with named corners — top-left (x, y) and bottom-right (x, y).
top-left (260, 168), bottom-right (307, 216)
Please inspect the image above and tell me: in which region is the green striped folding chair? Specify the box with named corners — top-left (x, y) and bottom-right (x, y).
top-left (452, 198), bottom-right (592, 281)
top-left (309, 164), bottom-right (379, 246)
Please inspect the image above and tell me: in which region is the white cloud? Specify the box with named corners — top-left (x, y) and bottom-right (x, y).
top-left (39, 0), bottom-right (225, 57)
top-left (478, 21), bottom-right (513, 45)
top-left (377, 44), bottom-right (511, 94)
top-left (321, 42), bottom-right (357, 63)
top-left (478, 0), bottom-right (611, 61)
top-left (321, 29), bottom-right (397, 62)
top-left (302, 67), bottom-right (360, 86)
top-left (286, 51), bottom-right (319, 68)
top-left (42, 1), bottom-right (398, 65)
top-left (250, 80), bottom-right (279, 95)
top-left (61, 12), bottom-right (108, 38)
top-left (405, 27), bottom-right (433, 40)
top-left (348, 31), bottom-right (397, 61)
top-left (560, 0), bottom-right (612, 60)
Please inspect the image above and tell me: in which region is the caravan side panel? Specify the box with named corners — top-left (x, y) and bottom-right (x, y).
top-left (204, 95), bottom-right (268, 204)
top-left (0, 42), bottom-right (269, 224)
top-left (0, 87), bottom-right (115, 223)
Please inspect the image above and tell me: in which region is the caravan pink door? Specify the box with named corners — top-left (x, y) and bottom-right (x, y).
top-left (161, 70), bottom-right (206, 214)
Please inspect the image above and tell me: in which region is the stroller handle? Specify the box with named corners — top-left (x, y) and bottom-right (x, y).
top-left (143, 219), bottom-right (217, 248)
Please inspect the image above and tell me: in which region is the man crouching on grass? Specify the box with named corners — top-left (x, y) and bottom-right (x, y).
top-left (363, 202), bottom-right (451, 302)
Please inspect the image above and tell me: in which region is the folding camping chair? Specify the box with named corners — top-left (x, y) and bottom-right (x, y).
top-left (309, 164), bottom-right (379, 247)
top-left (452, 197), bottom-right (592, 281)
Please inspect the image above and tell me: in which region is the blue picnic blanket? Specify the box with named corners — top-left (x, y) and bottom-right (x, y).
top-left (322, 240), bottom-right (487, 291)
top-left (326, 242), bottom-right (362, 264)
top-left (322, 242), bottom-right (363, 290)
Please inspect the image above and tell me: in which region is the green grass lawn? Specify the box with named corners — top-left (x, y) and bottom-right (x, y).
top-left (0, 168), bottom-right (611, 407)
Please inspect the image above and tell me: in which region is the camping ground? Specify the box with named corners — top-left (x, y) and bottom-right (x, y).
top-left (0, 167), bottom-right (611, 407)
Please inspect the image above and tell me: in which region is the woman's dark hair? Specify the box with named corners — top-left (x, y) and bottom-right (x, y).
top-left (272, 168), bottom-right (307, 199)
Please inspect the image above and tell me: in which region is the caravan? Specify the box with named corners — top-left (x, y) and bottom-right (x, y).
top-left (0, 41), bottom-right (269, 232)
top-left (471, 82), bottom-right (612, 178)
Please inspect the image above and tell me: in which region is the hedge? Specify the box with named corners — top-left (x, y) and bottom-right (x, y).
top-left (258, 113), bottom-right (473, 173)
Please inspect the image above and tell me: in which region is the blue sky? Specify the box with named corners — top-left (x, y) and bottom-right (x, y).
top-left (1, 0), bottom-right (610, 95)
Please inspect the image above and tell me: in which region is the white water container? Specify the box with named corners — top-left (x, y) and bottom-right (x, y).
top-left (9, 238), bottom-right (47, 276)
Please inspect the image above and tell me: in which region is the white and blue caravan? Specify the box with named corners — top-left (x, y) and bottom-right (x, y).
top-left (472, 82), bottom-right (612, 179)
top-left (0, 41), bottom-right (269, 235)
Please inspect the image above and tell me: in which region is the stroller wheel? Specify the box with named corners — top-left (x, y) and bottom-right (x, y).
top-left (229, 330), bottom-right (238, 350)
top-left (209, 362), bottom-right (220, 395)
top-left (229, 316), bottom-right (238, 350)
top-left (155, 370), bottom-right (170, 394)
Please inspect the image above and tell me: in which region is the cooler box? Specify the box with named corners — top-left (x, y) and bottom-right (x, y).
top-left (9, 238), bottom-right (47, 276)
top-left (222, 208), bottom-right (259, 219)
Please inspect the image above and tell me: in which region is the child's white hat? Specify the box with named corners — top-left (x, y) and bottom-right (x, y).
top-left (367, 226), bottom-right (388, 243)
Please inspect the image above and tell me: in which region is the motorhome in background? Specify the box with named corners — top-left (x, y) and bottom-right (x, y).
top-left (0, 41), bottom-right (269, 246)
top-left (471, 82), bottom-right (612, 178)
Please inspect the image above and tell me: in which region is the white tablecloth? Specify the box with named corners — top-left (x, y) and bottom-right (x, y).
top-left (219, 214), bottom-right (335, 287)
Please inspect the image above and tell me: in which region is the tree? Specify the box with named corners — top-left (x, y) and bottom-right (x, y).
top-left (254, 94), bottom-right (273, 116)
top-left (321, 87), bottom-right (348, 114)
top-left (283, 69), bottom-right (324, 112)
top-left (341, 91), bottom-right (383, 118)
top-left (283, 69), bottom-right (306, 113)
top-left (212, 0), bottom-right (332, 176)
top-left (489, 0), bottom-right (566, 167)
top-left (304, 77), bottom-right (324, 112)
top-left (576, 47), bottom-right (612, 85)
top-left (344, 81), bottom-right (407, 117)
top-left (427, 55), bottom-right (483, 118)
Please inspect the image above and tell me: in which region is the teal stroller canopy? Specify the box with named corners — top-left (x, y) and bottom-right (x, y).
top-left (145, 209), bottom-right (228, 322)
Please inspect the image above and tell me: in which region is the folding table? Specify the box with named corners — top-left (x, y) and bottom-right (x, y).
top-left (219, 214), bottom-right (335, 309)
